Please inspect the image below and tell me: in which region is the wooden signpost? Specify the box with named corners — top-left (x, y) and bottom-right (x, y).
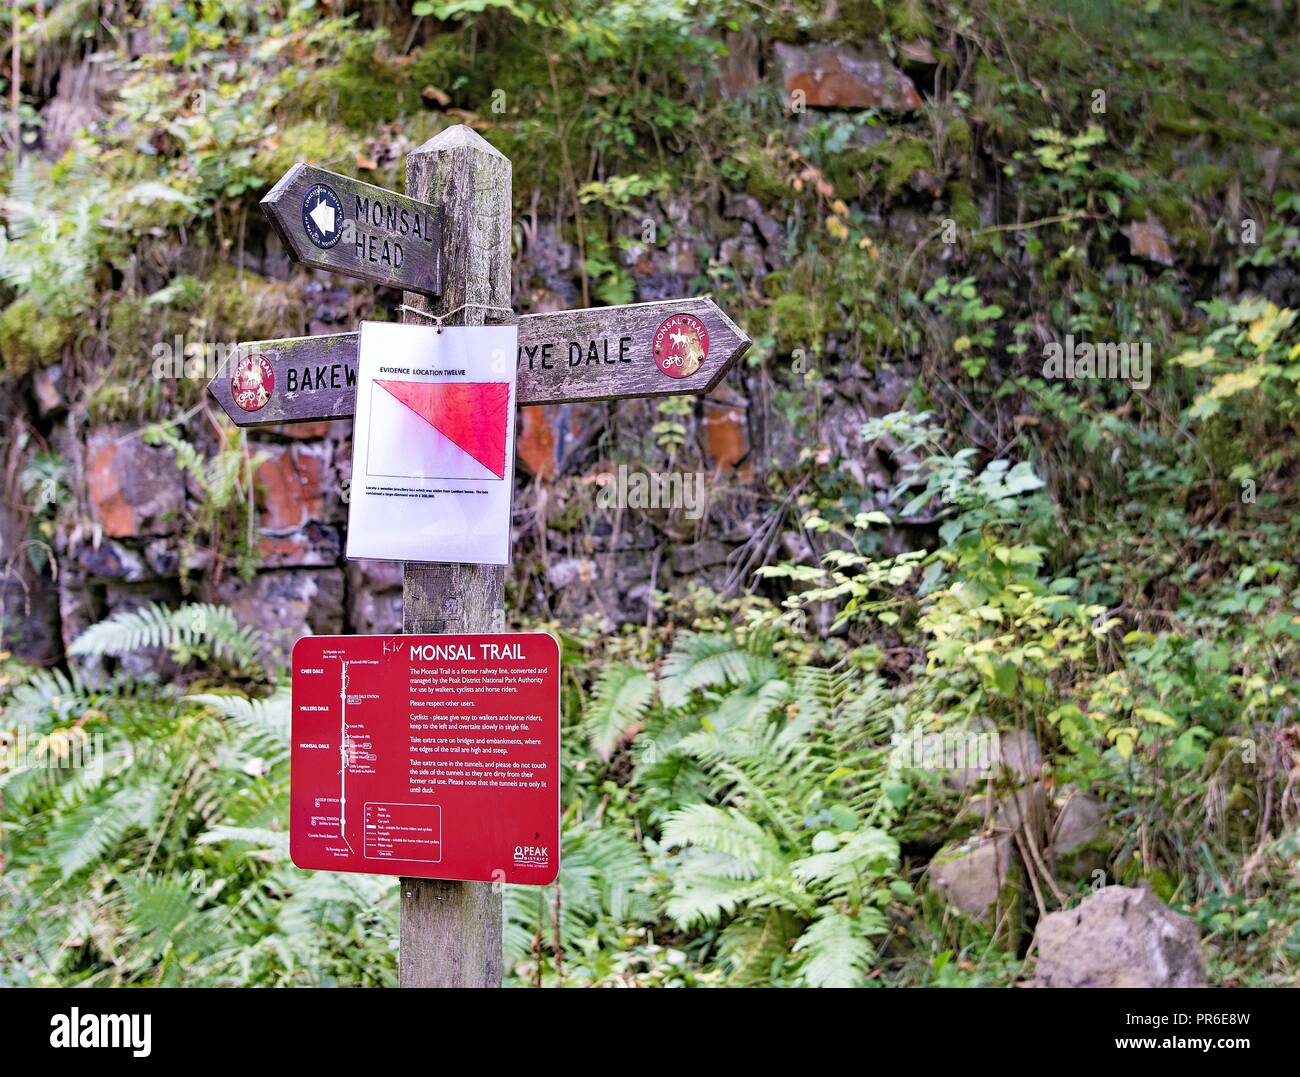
top-left (210, 126), bottom-right (750, 988)
top-left (208, 296), bottom-right (749, 424)
top-left (262, 163), bottom-right (445, 296)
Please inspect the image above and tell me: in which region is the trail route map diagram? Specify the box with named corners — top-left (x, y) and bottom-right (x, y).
top-left (290, 632), bottom-right (560, 884)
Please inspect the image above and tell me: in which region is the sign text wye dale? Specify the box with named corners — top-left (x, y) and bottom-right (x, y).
top-left (209, 296), bottom-right (750, 426)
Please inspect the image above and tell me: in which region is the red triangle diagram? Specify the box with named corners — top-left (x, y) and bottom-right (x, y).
top-left (375, 380), bottom-right (510, 478)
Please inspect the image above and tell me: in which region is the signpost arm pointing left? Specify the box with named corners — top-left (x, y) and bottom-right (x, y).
top-left (261, 162), bottom-right (444, 296)
top-left (397, 125), bottom-right (511, 989)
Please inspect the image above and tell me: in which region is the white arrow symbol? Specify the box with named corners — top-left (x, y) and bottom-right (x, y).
top-left (310, 196), bottom-right (336, 235)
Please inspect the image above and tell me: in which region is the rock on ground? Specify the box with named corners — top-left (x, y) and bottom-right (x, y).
top-left (948, 726), bottom-right (1044, 791)
top-left (929, 832), bottom-right (1022, 943)
top-left (1033, 885), bottom-right (1206, 987)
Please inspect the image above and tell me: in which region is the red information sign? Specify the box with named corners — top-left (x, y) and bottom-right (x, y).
top-left (290, 632), bottom-right (560, 884)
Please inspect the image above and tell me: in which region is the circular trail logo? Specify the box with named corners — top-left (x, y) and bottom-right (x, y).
top-left (652, 313), bottom-right (710, 379)
top-left (232, 353), bottom-right (274, 412)
top-left (301, 183), bottom-right (343, 249)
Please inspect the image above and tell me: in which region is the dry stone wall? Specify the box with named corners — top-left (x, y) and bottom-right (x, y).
top-left (0, 33), bottom-right (929, 668)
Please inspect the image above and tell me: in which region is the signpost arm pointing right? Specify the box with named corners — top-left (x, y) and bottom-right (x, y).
top-left (398, 125), bottom-right (512, 989)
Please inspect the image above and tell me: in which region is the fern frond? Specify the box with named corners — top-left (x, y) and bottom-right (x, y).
top-left (790, 828), bottom-right (900, 894)
top-left (198, 825), bottom-right (290, 859)
top-left (188, 689), bottom-right (291, 747)
top-left (664, 861), bottom-right (764, 928)
top-left (790, 664), bottom-right (836, 724)
top-left (48, 780), bottom-right (161, 879)
top-left (659, 631), bottom-right (782, 707)
top-left (661, 803), bottom-right (786, 876)
top-left (3, 158), bottom-right (42, 239)
top-left (7, 667), bottom-right (91, 727)
top-left (710, 677), bottom-right (792, 733)
top-left (715, 910), bottom-right (800, 986)
top-left (560, 824), bottom-right (653, 923)
top-left (792, 908), bottom-right (887, 988)
top-left (115, 872), bottom-right (227, 974)
top-left (69, 602), bottom-right (265, 673)
top-left (273, 871), bottom-right (398, 957)
top-left (582, 664), bottom-right (655, 761)
top-left (503, 820), bottom-right (654, 966)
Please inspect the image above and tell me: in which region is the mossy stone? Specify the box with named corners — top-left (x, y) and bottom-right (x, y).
top-left (769, 292), bottom-right (822, 352)
top-left (253, 119), bottom-right (356, 180)
top-left (880, 136), bottom-right (935, 195)
top-left (761, 271), bottom-right (789, 300)
top-left (1186, 163), bottom-right (1233, 197)
top-left (888, 0), bottom-right (933, 41)
top-left (945, 180), bottom-right (981, 232)
top-left (1152, 96), bottom-right (1208, 138)
top-left (744, 156), bottom-right (792, 209)
top-left (201, 266), bottom-right (302, 343)
top-left (825, 0), bottom-right (887, 40)
top-left (0, 296), bottom-right (75, 376)
top-left (288, 29), bottom-right (442, 130)
top-left (823, 147), bottom-right (875, 201)
top-left (945, 114), bottom-right (974, 156)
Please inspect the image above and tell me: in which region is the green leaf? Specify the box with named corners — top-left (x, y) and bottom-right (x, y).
top-left (884, 781), bottom-right (910, 807)
top-left (793, 909), bottom-right (886, 987)
top-left (827, 805), bottom-right (859, 831)
top-left (582, 665), bottom-right (654, 761)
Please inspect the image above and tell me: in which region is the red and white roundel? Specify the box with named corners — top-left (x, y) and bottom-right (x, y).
top-left (652, 313), bottom-right (710, 379)
top-left (231, 353), bottom-right (274, 412)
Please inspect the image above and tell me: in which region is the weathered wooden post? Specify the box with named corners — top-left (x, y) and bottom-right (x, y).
top-left (397, 126), bottom-right (511, 988)
top-left (211, 123), bottom-right (750, 991)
